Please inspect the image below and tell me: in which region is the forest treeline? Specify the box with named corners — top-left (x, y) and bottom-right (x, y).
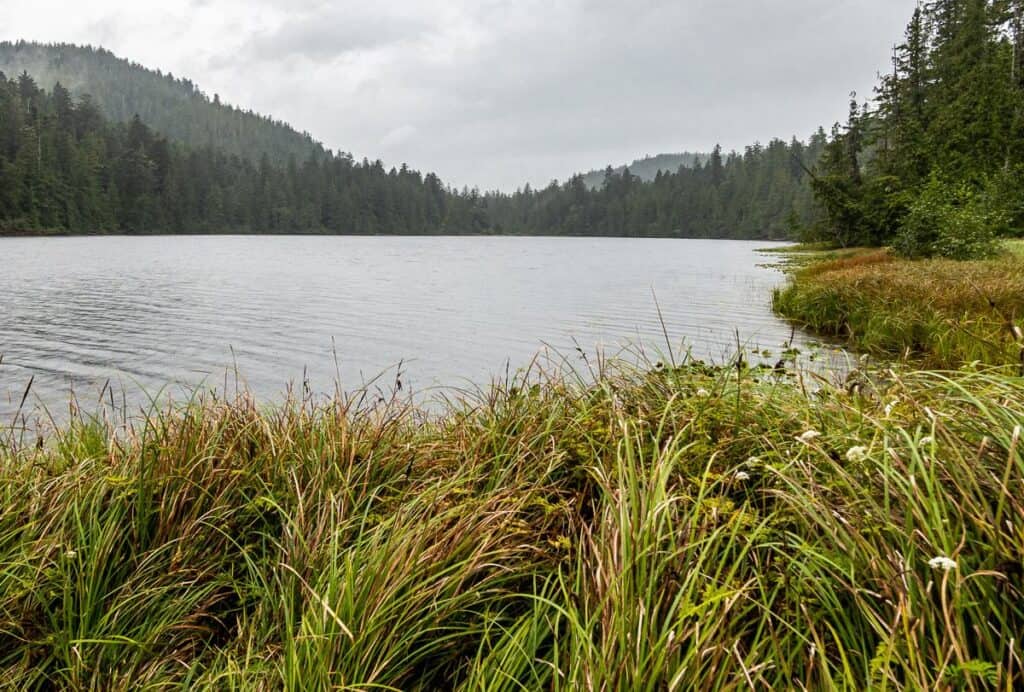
top-left (810, 0), bottom-right (1024, 257)
top-left (482, 138), bottom-right (824, 238)
top-left (0, 72), bottom-right (494, 234)
top-left (0, 41), bottom-right (822, 239)
top-left (484, 1), bottom-right (1024, 245)
top-left (0, 66), bottom-right (821, 237)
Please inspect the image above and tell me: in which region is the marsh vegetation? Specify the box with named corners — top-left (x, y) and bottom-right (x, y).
top-left (1, 349), bottom-right (1022, 688)
top-left (773, 241), bottom-right (1024, 370)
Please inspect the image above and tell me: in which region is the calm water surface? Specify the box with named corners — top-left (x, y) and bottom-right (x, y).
top-left (1, 236), bottom-right (834, 421)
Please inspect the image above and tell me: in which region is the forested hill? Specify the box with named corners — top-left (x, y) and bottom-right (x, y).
top-left (0, 68), bottom-right (823, 238)
top-left (0, 72), bottom-right (490, 235)
top-left (0, 42), bottom-right (825, 239)
top-left (579, 152), bottom-right (706, 189)
top-left (485, 139), bottom-right (825, 239)
top-left (6, 1), bottom-right (1024, 246)
top-left (0, 41), bottom-right (326, 166)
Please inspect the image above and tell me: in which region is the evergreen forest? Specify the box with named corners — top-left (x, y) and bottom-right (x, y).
top-left (0, 66), bottom-right (823, 238)
top-left (808, 0), bottom-right (1024, 257)
top-left (0, 72), bottom-right (487, 234)
top-left (3, 0), bottom-right (1024, 248)
top-left (0, 41), bottom-right (325, 166)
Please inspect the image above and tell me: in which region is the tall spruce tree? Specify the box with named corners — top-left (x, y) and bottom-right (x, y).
top-left (812, 0), bottom-right (1024, 256)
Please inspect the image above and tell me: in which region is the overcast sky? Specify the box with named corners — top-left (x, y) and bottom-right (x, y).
top-left (2, 0), bottom-right (918, 190)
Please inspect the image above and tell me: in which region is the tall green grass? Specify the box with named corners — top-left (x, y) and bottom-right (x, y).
top-left (1, 357), bottom-right (1022, 688)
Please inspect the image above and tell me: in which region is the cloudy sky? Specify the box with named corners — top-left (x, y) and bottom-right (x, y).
top-left (2, 0), bottom-right (918, 190)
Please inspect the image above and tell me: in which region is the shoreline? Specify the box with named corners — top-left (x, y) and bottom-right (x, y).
top-left (0, 229), bottom-right (795, 241)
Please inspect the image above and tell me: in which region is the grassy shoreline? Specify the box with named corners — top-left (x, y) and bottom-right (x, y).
top-left (2, 351), bottom-right (1023, 688)
top-left (772, 242), bottom-right (1024, 370)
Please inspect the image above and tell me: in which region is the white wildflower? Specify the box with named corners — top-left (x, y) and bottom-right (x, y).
top-left (928, 556), bottom-right (958, 572)
top-left (884, 400), bottom-right (897, 416)
top-left (734, 470), bottom-right (751, 481)
top-left (797, 430), bottom-right (822, 444)
top-left (746, 456), bottom-right (760, 465)
top-left (845, 446), bottom-right (869, 463)
top-left (695, 388), bottom-right (711, 398)
top-left (919, 436), bottom-right (934, 447)
top-left (65, 550), bottom-right (77, 559)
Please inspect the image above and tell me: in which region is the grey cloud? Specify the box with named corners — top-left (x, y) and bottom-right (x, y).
top-left (236, 6), bottom-right (431, 63)
top-left (357, 0), bottom-right (921, 189)
top-left (9, 0), bottom-right (920, 190)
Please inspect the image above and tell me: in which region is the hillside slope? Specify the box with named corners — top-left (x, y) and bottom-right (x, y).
top-left (579, 152), bottom-right (706, 189)
top-left (0, 42), bottom-right (814, 240)
top-left (0, 41), bottom-right (327, 166)
top-left (487, 138), bottom-right (824, 239)
top-left (0, 73), bottom-right (490, 235)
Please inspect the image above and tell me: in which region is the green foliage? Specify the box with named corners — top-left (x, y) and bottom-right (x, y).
top-left (485, 135), bottom-right (826, 239)
top-left (894, 176), bottom-right (1007, 259)
top-left (0, 41), bottom-right (325, 167)
top-left (809, 168), bottom-right (907, 248)
top-left (944, 660), bottom-right (1000, 687)
top-left (1, 41), bottom-right (827, 239)
top-left (0, 72), bottom-right (488, 234)
top-left (1, 355), bottom-right (1023, 687)
top-left (0, 61), bottom-right (825, 239)
top-left (0, 66), bottom-right (827, 238)
top-left (987, 164), bottom-right (1024, 232)
top-left (10, 2), bottom-right (1024, 245)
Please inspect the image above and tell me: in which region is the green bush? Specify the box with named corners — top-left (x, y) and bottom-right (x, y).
top-left (988, 165), bottom-right (1024, 237)
top-left (894, 176), bottom-right (1006, 260)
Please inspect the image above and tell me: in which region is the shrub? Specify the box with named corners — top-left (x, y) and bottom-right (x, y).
top-left (894, 176), bottom-right (1006, 260)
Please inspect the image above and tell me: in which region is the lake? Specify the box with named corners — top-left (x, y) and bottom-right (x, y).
top-left (0, 236), bottom-right (836, 422)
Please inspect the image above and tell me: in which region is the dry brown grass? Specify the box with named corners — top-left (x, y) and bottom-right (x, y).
top-left (774, 244), bottom-right (1024, 368)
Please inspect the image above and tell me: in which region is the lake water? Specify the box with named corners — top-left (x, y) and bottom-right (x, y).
top-left (0, 236), bottom-right (837, 422)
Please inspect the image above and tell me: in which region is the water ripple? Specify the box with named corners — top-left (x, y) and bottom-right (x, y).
top-left (0, 236), bottom-right (826, 419)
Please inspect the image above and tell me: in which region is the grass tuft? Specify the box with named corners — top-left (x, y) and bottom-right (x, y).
top-left (1, 356), bottom-right (1022, 688)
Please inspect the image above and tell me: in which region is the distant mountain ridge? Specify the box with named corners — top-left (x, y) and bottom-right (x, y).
top-left (0, 41), bottom-right (327, 166)
top-left (579, 152), bottom-right (707, 189)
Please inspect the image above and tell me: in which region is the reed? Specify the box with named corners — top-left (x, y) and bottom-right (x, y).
top-left (1, 354), bottom-right (1021, 689)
